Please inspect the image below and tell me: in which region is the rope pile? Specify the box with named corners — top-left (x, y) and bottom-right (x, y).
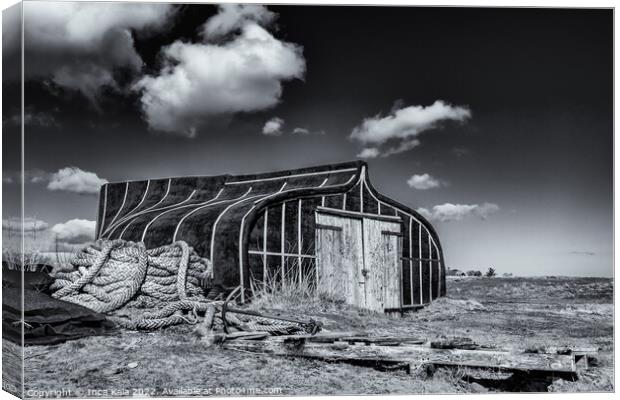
top-left (50, 239), bottom-right (306, 334)
top-left (51, 239), bottom-right (215, 330)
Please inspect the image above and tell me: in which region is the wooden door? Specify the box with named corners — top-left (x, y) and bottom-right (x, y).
top-left (361, 218), bottom-right (402, 312)
top-left (315, 211), bottom-right (402, 312)
top-left (315, 213), bottom-right (364, 305)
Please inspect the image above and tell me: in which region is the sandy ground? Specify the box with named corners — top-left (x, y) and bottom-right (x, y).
top-left (3, 276), bottom-right (614, 397)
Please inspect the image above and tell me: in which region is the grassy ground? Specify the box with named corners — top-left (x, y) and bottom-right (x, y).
top-left (6, 276), bottom-right (613, 396)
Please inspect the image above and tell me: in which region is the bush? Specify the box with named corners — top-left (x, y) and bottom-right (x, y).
top-left (485, 268), bottom-right (497, 278)
top-left (446, 268), bottom-right (465, 276)
top-left (466, 270), bottom-right (482, 277)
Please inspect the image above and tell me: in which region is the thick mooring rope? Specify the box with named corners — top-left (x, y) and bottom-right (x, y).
top-left (50, 239), bottom-right (215, 330)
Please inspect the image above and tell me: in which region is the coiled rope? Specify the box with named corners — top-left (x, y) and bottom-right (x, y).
top-left (50, 239), bottom-right (216, 330)
top-left (51, 239), bottom-right (308, 334)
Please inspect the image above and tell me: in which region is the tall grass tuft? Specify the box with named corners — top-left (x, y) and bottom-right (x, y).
top-left (248, 258), bottom-right (346, 313)
top-left (2, 248), bottom-right (45, 272)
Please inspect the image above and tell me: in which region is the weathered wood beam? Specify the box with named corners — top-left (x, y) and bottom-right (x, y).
top-left (282, 331), bottom-right (367, 343)
top-left (431, 337), bottom-right (480, 350)
top-left (339, 336), bottom-right (426, 345)
top-left (225, 331), bottom-right (271, 341)
top-left (222, 339), bottom-right (577, 375)
top-left (204, 305), bottom-right (216, 331)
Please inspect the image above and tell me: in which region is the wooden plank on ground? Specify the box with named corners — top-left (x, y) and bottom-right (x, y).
top-left (281, 331), bottom-right (367, 344)
top-left (431, 337), bottom-right (480, 350)
top-left (338, 336), bottom-right (426, 345)
top-left (531, 346), bottom-right (599, 355)
top-left (224, 331), bottom-right (270, 341)
top-left (222, 339), bottom-right (577, 374)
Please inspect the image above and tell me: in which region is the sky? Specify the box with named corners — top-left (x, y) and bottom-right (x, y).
top-left (2, 3), bottom-right (613, 276)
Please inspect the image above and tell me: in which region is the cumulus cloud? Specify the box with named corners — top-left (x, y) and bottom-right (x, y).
top-left (52, 219), bottom-right (96, 243)
top-left (134, 5), bottom-right (306, 137)
top-left (20, 2), bottom-right (175, 107)
top-left (262, 117), bottom-right (284, 136)
top-left (47, 167), bottom-right (108, 195)
top-left (352, 100), bottom-right (471, 157)
top-left (201, 4), bottom-right (276, 39)
top-left (417, 202), bottom-right (499, 222)
top-left (407, 173), bottom-right (443, 190)
top-left (3, 217), bottom-right (50, 232)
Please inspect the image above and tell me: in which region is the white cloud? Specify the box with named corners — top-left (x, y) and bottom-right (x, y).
top-left (292, 127), bottom-right (325, 135)
top-left (30, 174), bottom-right (48, 183)
top-left (358, 139), bottom-right (421, 159)
top-left (407, 173), bottom-right (443, 190)
top-left (351, 100), bottom-right (471, 157)
top-left (357, 148), bottom-right (380, 159)
top-left (52, 219), bottom-right (96, 244)
top-left (2, 169), bottom-right (52, 185)
top-left (382, 139), bottom-right (421, 157)
top-left (28, 169), bottom-right (52, 184)
top-left (134, 5), bottom-right (306, 137)
top-left (417, 202), bottom-right (499, 222)
top-left (201, 4), bottom-right (276, 39)
top-left (3, 217), bottom-right (50, 232)
top-left (21, 2), bottom-right (175, 107)
top-left (475, 202), bottom-right (500, 219)
top-left (262, 117), bottom-right (284, 136)
top-left (47, 167), bottom-right (108, 195)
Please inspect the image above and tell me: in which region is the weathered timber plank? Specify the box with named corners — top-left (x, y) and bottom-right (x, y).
top-left (204, 304), bottom-right (216, 330)
top-left (529, 346), bottom-right (599, 355)
top-left (222, 339), bottom-right (576, 374)
top-left (224, 331), bottom-right (271, 341)
top-left (281, 331), bottom-right (367, 344)
top-left (431, 337), bottom-right (480, 350)
top-left (339, 336), bottom-right (426, 345)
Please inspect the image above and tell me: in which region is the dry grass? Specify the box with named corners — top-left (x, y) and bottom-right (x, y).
top-left (448, 276), bottom-right (613, 303)
top-left (2, 220), bottom-right (59, 272)
top-left (15, 327), bottom-right (487, 396)
top-left (2, 239), bottom-right (80, 276)
top-left (2, 248), bottom-right (46, 272)
top-left (248, 259), bottom-right (346, 314)
top-left (14, 276), bottom-right (614, 395)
